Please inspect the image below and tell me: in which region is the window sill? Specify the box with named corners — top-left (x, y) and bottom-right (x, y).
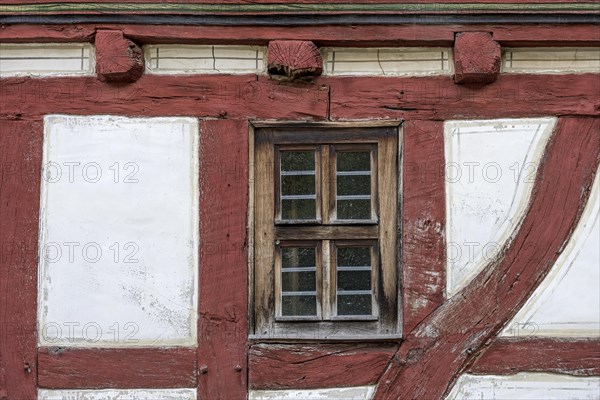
top-left (248, 334), bottom-right (403, 343)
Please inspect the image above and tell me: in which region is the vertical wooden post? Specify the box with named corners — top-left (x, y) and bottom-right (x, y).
top-left (198, 119), bottom-right (249, 400)
top-left (402, 120), bottom-right (446, 333)
top-left (0, 120), bottom-right (42, 399)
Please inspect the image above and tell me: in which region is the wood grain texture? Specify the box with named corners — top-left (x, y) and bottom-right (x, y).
top-left (267, 41), bottom-right (323, 80)
top-left (0, 24), bottom-right (598, 47)
top-left (276, 225), bottom-right (378, 240)
top-left (95, 30), bottom-right (144, 83)
top-left (453, 32), bottom-right (501, 84)
top-left (0, 0), bottom-right (597, 4)
top-left (401, 121), bottom-right (446, 334)
top-left (469, 338), bottom-right (600, 376)
top-left (326, 74), bottom-right (600, 120)
top-left (37, 347), bottom-right (197, 388)
top-left (252, 128), bottom-right (276, 337)
top-left (199, 119), bottom-right (249, 400)
top-left (0, 75), bottom-right (328, 121)
top-left (374, 117), bottom-right (600, 399)
top-left (249, 343), bottom-right (396, 390)
top-left (0, 120), bottom-right (42, 400)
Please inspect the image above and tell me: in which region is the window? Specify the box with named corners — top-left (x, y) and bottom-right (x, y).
top-left (251, 123), bottom-right (401, 340)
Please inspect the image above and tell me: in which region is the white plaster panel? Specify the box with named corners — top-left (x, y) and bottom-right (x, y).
top-left (444, 118), bottom-right (555, 297)
top-left (144, 45), bottom-right (265, 74)
top-left (38, 115), bottom-right (199, 347)
top-left (322, 48), bottom-right (453, 76)
top-left (0, 43), bottom-right (95, 77)
top-left (446, 373), bottom-right (600, 400)
top-left (502, 169), bottom-right (600, 337)
top-left (502, 47), bottom-right (600, 74)
top-left (250, 386), bottom-right (375, 400)
top-left (39, 389), bottom-right (197, 400)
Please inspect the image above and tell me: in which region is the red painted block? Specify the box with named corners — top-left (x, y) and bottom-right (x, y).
top-left (268, 40), bottom-right (323, 80)
top-left (453, 32), bottom-right (501, 84)
top-left (95, 30), bottom-right (144, 83)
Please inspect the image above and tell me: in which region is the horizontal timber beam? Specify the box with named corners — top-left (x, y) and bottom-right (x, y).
top-left (249, 343), bottom-right (397, 389)
top-left (1, 14), bottom-right (599, 25)
top-left (1, 74), bottom-right (598, 121)
top-left (37, 347), bottom-right (198, 389)
top-left (1, 25), bottom-right (598, 47)
top-left (469, 338), bottom-right (600, 376)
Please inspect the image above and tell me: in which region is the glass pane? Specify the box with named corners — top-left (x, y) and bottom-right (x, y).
top-left (337, 271), bottom-right (371, 291)
top-left (337, 175), bottom-right (370, 196)
top-left (337, 294), bottom-right (372, 316)
top-left (337, 199), bottom-right (371, 220)
top-left (282, 295), bottom-right (317, 316)
top-left (337, 246), bottom-right (371, 266)
top-left (282, 271), bottom-right (316, 292)
top-left (282, 247), bottom-right (316, 268)
top-left (337, 151), bottom-right (370, 171)
top-left (280, 150), bottom-right (316, 221)
top-left (281, 151), bottom-right (314, 171)
top-left (336, 151), bottom-right (372, 221)
top-left (282, 175), bottom-right (316, 196)
top-left (282, 199), bottom-right (316, 220)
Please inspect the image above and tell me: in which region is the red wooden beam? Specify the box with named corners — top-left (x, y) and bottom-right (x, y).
top-left (1, 74), bottom-right (597, 121)
top-left (453, 32), bottom-right (501, 84)
top-left (267, 40), bottom-right (323, 80)
top-left (95, 30), bottom-right (144, 83)
top-left (374, 117), bottom-right (600, 399)
top-left (198, 119), bottom-right (249, 400)
top-left (37, 347), bottom-right (197, 389)
top-left (402, 121), bottom-right (446, 333)
top-left (249, 343), bottom-right (397, 390)
top-left (0, 75), bottom-right (329, 121)
top-left (1, 0), bottom-right (596, 4)
top-left (470, 338), bottom-right (600, 376)
top-left (324, 74), bottom-right (600, 120)
top-left (0, 120), bottom-right (42, 400)
top-left (0, 24), bottom-right (598, 47)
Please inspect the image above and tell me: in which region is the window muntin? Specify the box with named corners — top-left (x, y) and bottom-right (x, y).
top-left (252, 124), bottom-right (400, 340)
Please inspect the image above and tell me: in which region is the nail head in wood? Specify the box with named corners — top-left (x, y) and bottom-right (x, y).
top-left (453, 32), bottom-right (501, 85)
top-left (95, 30), bottom-right (144, 83)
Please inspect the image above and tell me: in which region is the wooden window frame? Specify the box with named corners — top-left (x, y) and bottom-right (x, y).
top-left (250, 121), bottom-right (402, 341)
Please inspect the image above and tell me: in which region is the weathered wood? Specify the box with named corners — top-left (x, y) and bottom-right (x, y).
top-left (1, 0), bottom-right (597, 5)
top-left (326, 74), bottom-right (600, 120)
top-left (469, 338), bottom-right (600, 376)
top-left (0, 75), bottom-right (329, 121)
top-left (37, 347), bottom-right (197, 388)
top-left (253, 126), bottom-right (400, 339)
top-left (401, 120), bottom-right (446, 334)
top-left (95, 30), bottom-right (144, 83)
top-left (276, 225), bottom-right (378, 240)
top-left (268, 41), bottom-right (322, 80)
top-left (198, 119), bottom-right (249, 400)
top-left (253, 127), bottom-right (276, 337)
top-left (453, 32), bottom-right (501, 84)
top-left (0, 120), bottom-right (41, 400)
top-left (1, 24), bottom-right (598, 47)
top-left (377, 129), bottom-right (399, 332)
top-left (374, 117), bottom-right (600, 399)
top-left (249, 343), bottom-right (396, 390)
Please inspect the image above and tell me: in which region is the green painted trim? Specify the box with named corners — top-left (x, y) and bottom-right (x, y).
top-left (0, 2), bottom-right (599, 14)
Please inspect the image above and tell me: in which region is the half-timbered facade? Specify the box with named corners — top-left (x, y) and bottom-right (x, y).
top-left (0, 2), bottom-right (599, 399)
